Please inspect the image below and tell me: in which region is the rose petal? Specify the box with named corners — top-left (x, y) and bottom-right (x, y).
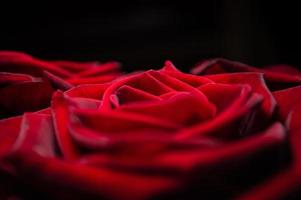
top-left (67, 73), bottom-right (121, 85)
top-left (74, 108), bottom-right (179, 132)
top-left (11, 113), bottom-right (57, 157)
top-left (161, 61), bottom-right (213, 87)
top-left (71, 61), bottom-right (120, 78)
top-left (0, 51), bottom-right (72, 78)
top-left (51, 91), bottom-right (79, 160)
top-left (273, 86), bottom-right (301, 164)
top-left (0, 116), bottom-right (22, 159)
top-left (116, 85), bottom-right (162, 105)
top-left (119, 92), bottom-right (215, 125)
top-left (147, 70), bottom-right (217, 117)
top-left (264, 64), bottom-right (301, 76)
top-left (198, 83), bottom-right (244, 112)
top-left (100, 73), bottom-right (174, 110)
top-left (205, 72), bottom-right (276, 116)
top-left (0, 80), bottom-right (54, 118)
top-left (69, 120), bottom-right (220, 152)
top-left (192, 58), bottom-right (301, 90)
top-left (6, 152), bottom-right (180, 200)
top-left (273, 85), bottom-right (301, 121)
top-left (175, 85), bottom-right (262, 139)
top-left (50, 60), bottom-right (99, 72)
top-left (43, 71), bottom-right (73, 91)
top-left (65, 96), bottom-right (101, 110)
top-left (0, 72), bottom-right (36, 86)
top-left (65, 83), bottom-right (109, 99)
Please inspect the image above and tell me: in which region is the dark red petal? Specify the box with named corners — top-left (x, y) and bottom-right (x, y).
top-left (286, 104), bottom-right (301, 165)
top-left (116, 85), bottom-right (161, 105)
top-left (0, 80), bottom-right (54, 118)
top-left (0, 51), bottom-right (32, 60)
top-left (198, 83), bottom-right (244, 112)
top-left (161, 61), bottom-right (213, 87)
top-left (192, 58), bottom-right (301, 90)
top-left (273, 86), bottom-right (301, 164)
top-left (0, 72), bottom-right (36, 86)
top-left (0, 116), bottom-right (22, 159)
top-left (149, 123), bottom-right (286, 186)
top-left (74, 108), bottom-right (179, 132)
top-left (50, 60), bottom-right (99, 72)
top-left (67, 73), bottom-right (121, 85)
top-left (273, 85), bottom-right (301, 120)
top-left (43, 71), bottom-right (73, 91)
top-left (6, 152), bottom-right (180, 200)
top-left (71, 61), bottom-right (120, 77)
top-left (82, 123), bottom-right (286, 179)
top-left (191, 58), bottom-right (259, 75)
top-left (147, 70), bottom-right (216, 116)
top-left (100, 73), bottom-right (174, 110)
top-left (51, 91), bottom-right (79, 160)
top-left (175, 85), bottom-right (262, 139)
top-left (127, 72), bottom-right (175, 95)
top-left (119, 92), bottom-right (215, 125)
top-left (205, 72), bottom-right (276, 116)
top-left (0, 51), bottom-right (72, 78)
top-left (264, 64), bottom-right (301, 76)
top-left (65, 83), bottom-right (109, 99)
top-left (69, 121), bottom-right (220, 152)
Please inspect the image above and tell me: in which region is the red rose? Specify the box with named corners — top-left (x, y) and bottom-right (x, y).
top-left (0, 51), bottom-right (121, 118)
top-left (0, 55), bottom-right (301, 200)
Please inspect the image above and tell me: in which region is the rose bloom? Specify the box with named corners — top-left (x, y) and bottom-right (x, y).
top-left (0, 53), bottom-right (301, 200)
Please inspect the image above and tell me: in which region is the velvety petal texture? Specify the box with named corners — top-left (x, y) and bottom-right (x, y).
top-left (0, 53), bottom-right (301, 200)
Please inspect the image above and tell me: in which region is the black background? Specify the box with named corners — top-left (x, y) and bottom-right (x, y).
top-left (0, 1), bottom-right (300, 72)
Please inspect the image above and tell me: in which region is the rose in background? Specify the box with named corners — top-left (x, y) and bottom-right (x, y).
top-left (0, 52), bottom-right (301, 200)
top-left (0, 51), bottom-right (121, 118)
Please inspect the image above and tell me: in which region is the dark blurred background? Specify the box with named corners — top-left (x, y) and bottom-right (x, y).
top-left (0, 1), bottom-right (300, 71)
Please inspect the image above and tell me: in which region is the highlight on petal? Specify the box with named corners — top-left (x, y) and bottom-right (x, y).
top-left (0, 72), bottom-right (36, 86)
top-left (43, 71), bottom-right (73, 91)
top-left (11, 113), bottom-right (57, 157)
top-left (51, 91), bottom-right (79, 160)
